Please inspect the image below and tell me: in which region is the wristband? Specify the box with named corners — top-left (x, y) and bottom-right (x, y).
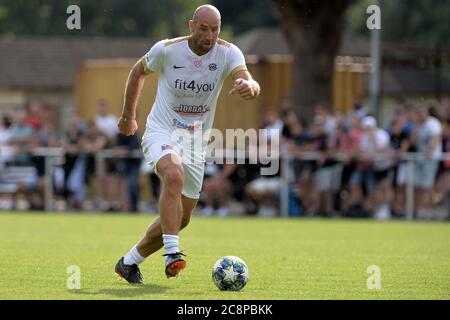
top-left (121, 116), bottom-right (135, 122)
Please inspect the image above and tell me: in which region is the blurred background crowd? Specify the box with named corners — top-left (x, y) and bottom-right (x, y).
top-left (1, 97), bottom-right (449, 220)
top-left (1, 0), bottom-right (450, 220)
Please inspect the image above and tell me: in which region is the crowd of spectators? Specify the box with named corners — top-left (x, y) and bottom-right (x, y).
top-left (199, 98), bottom-right (450, 220)
top-left (0, 97), bottom-right (449, 220)
top-left (0, 100), bottom-right (144, 212)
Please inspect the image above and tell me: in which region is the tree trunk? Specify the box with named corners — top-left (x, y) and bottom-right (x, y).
top-left (273, 0), bottom-right (350, 124)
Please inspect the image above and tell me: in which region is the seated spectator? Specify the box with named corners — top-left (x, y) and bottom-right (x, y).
top-left (201, 163), bottom-right (234, 217)
top-left (245, 134), bottom-right (284, 217)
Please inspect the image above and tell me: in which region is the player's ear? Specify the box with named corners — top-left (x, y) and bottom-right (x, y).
top-left (188, 20), bottom-right (194, 33)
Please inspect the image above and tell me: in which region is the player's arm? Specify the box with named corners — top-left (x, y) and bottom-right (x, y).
top-left (118, 58), bottom-right (148, 136)
top-left (228, 69), bottom-right (260, 100)
top-left (426, 134), bottom-right (441, 158)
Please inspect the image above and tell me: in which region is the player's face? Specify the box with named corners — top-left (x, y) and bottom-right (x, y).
top-left (190, 20), bottom-right (221, 53)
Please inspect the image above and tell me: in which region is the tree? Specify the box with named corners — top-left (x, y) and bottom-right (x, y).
top-left (0, 0), bottom-right (205, 38)
top-left (272, 0), bottom-right (350, 123)
top-left (212, 0), bottom-right (280, 36)
top-left (346, 0), bottom-right (450, 47)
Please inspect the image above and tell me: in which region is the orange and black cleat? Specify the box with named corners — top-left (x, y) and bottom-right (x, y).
top-left (163, 252), bottom-right (187, 278)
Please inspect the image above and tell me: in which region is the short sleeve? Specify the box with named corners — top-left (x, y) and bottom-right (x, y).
top-left (141, 40), bottom-right (165, 74)
top-left (226, 43), bottom-right (247, 78)
top-left (428, 118), bottom-right (442, 136)
top-left (379, 130), bottom-right (390, 149)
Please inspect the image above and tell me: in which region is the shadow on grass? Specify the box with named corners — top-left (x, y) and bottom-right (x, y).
top-left (68, 283), bottom-right (169, 298)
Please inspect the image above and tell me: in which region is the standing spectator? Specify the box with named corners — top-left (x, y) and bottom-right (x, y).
top-left (94, 100), bottom-right (119, 142)
top-left (93, 100), bottom-right (120, 210)
top-left (315, 103), bottom-right (338, 138)
top-left (388, 107), bottom-right (415, 216)
top-left (441, 100), bottom-right (450, 217)
top-left (308, 115), bottom-right (342, 216)
top-left (260, 109), bottom-right (283, 145)
top-left (66, 120), bottom-right (108, 209)
top-left (24, 117), bottom-right (60, 210)
top-left (336, 115), bottom-right (363, 213)
top-left (349, 116), bottom-right (394, 219)
top-left (8, 110), bottom-right (35, 165)
top-left (351, 98), bottom-right (368, 120)
top-left (115, 133), bottom-right (142, 212)
top-left (24, 100), bottom-right (43, 130)
top-left (414, 106), bottom-right (443, 216)
top-left (0, 115), bottom-right (12, 146)
top-left (62, 108), bottom-right (87, 205)
top-left (281, 109), bottom-right (313, 215)
top-left (0, 115), bottom-right (13, 170)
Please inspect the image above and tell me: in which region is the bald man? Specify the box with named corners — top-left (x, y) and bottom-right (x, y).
top-left (115, 5), bottom-right (260, 284)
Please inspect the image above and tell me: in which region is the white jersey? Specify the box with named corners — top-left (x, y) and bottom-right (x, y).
top-left (141, 36), bottom-right (247, 137)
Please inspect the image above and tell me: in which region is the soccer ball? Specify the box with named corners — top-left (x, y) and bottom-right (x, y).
top-left (212, 256), bottom-right (249, 291)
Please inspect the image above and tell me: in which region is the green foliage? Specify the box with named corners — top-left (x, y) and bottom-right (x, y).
top-left (0, 0), bottom-right (280, 38)
top-left (346, 0), bottom-right (450, 46)
top-left (212, 0), bottom-right (280, 36)
top-left (0, 0), bottom-right (206, 38)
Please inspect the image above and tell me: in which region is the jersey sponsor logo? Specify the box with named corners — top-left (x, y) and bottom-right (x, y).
top-left (173, 104), bottom-right (210, 116)
top-left (173, 65), bottom-right (185, 69)
top-left (174, 92), bottom-right (202, 99)
top-left (174, 79), bottom-right (216, 93)
top-left (194, 60), bottom-right (202, 68)
top-left (173, 119), bottom-right (204, 131)
top-left (209, 63), bottom-right (217, 71)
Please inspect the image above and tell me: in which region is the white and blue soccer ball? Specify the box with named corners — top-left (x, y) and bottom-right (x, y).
top-left (212, 256), bottom-right (249, 291)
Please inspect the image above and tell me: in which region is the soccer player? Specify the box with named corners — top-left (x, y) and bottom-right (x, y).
top-left (115, 5), bottom-right (260, 284)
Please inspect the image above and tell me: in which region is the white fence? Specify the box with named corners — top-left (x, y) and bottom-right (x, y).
top-left (1, 146), bottom-right (449, 219)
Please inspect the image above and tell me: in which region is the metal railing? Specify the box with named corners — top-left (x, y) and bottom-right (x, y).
top-left (278, 151), bottom-right (450, 220)
top-left (1, 147), bottom-right (449, 218)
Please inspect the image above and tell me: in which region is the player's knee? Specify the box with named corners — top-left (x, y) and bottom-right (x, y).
top-left (163, 165), bottom-right (184, 192)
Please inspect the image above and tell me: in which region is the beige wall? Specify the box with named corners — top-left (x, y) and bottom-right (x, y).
top-left (75, 58), bottom-right (363, 135)
top-left (75, 59), bottom-right (263, 135)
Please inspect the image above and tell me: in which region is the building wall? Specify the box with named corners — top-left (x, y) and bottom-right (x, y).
top-left (75, 59), bottom-right (263, 136)
top-left (75, 58), bottom-right (365, 135)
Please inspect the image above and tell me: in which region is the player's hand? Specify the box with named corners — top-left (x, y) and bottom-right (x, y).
top-left (228, 79), bottom-right (259, 100)
top-left (118, 116), bottom-right (138, 136)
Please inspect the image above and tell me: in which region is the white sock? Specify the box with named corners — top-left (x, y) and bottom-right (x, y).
top-left (123, 245), bottom-right (145, 266)
top-left (163, 234), bottom-right (179, 256)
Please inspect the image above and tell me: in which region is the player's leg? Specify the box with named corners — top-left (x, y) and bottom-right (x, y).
top-left (160, 159), bottom-right (203, 277)
top-left (115, 194), bottom-right (197, 283)
top-left (155, 153), bottom-right (185, 235)
top-left (136, 195), bottom-right (198, 257)
top-left (115, 140), bottom-right (183, 282)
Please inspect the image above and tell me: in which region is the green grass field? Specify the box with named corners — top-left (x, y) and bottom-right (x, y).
top-left (0, 212), bottom-right (449, 300)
